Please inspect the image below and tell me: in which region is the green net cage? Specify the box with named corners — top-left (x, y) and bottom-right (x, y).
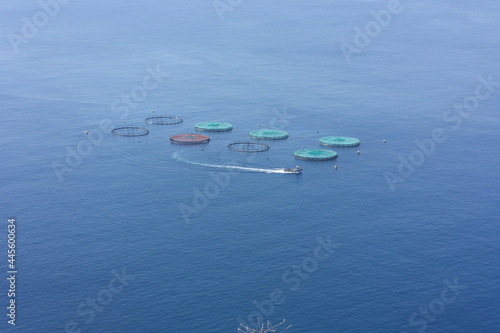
top-left (195, 122), bottom-right (233, 132)
top-left (249, 129), bottom-right (289, 140)
top-left (319, 136), bottom-right (360, 147)
top-left (293, 149), bottom-right (338, 161)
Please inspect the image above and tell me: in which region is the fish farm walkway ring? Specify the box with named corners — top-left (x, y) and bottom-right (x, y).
top-left (294, 149), bottom-right (338, 161)
top-left (170, 133), bottom-right (210, 145)
top-left (249, 129), bottom-right (289, 140)
top-left (319, 136), bottom-right (360, 147)
top-left (195, 122), bottom-right (233, 132)
top-left (111, 126), bottom-right (150, 137)
top-left (228, 141), bottom-right (270, 152)
top-left (145, 115), bottom-right (183, 125)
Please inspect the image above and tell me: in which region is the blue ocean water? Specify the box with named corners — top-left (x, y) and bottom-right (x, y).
top-left (1, 0), bottom-right (500, 332)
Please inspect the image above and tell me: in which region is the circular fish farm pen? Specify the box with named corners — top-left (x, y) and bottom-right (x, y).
top-left (145, 115), bottom-right (183, 125)
top-left (293, 149), bottom-right (338, 161)
top-left (111, 126), bottom-right (150, 137)
top-left (170, 133), bottom-right (210, 145)
top-left (195, 122), bottom-right (233, 132)
top-left (319, 136), bottom-right (360, 147)
top-left (249, 129), bottom-right (289, 140)
top-left (227, 141), bottom-right (270, 153)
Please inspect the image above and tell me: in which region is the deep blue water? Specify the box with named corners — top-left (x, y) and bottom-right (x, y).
top-left (1, 1), bottom-right (500, 332)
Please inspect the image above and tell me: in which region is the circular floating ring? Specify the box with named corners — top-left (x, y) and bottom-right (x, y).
top-left (293, 149), bottom-right (338, 161)
top-left (170, 133), bottom-right (210, 145)
top-left (144, 115), bottom-right (183, 125)
top-left (111, 126), bottom-right (150, 137)
top-left (319, 136), bottom-right (360, 147)
top-left (228, 141), bottom-right (270, 152)
top-left (249, 129), bottom-right (289, 140)
top-left (195, 121), bottom-right (233, 132)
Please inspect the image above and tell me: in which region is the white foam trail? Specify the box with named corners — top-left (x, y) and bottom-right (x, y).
top-left (172, 152), bottom-right (289, 174)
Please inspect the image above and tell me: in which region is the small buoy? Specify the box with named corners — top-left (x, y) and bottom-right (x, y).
top-left (123, 120), bottom-right (126, 123)
top-left (201, 148), bottom-right (204, 151)
top-left (152, 110), bottom-right (155, 113)
top-left (383, 139), bottom-right (386, 143)
top-left (356, 151), bottom-right (360, 154)
top-left (85, 130), bottom-right (88, 135)
top-left (334, 165), bottom-right (337, 169)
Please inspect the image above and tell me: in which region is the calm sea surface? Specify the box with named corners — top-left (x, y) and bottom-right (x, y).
top-left (1, 1), bottom-right (499, 332)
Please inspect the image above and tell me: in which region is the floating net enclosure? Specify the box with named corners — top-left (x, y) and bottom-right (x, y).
top-left (111, 126), bottom-right (150, 137)
top-left (249, 129), bottom-right (289, 140)
top-left (319, 136), bottom-right (360, 147)
top-left (170, 133), bottom-right (210, 145)
top-left (145, 115), bottom-right (183, 125)
top-left (195, 122), bottom-right (233, 132)
top-left (228, 141), bottom-right (270, 152)
top-left (293, 149), bottom-right (338, 161)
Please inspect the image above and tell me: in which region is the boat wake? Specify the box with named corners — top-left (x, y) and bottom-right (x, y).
top-left (171, 152), bottom-right (290, 174)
